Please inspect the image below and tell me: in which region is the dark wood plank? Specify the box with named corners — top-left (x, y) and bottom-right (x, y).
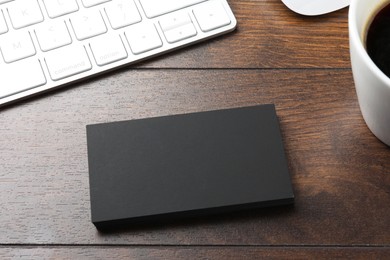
top-left (1, 69), bottom-right (389, 245)
top-left (0, 247), bottom-right (389, 259)
top-left (137, 0), bottom-right (350, 69)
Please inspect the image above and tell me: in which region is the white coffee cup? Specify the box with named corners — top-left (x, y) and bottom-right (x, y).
top-left (349, 0), bottom-right (390, 146)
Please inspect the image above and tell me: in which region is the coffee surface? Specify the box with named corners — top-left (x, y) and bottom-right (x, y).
top-left (366, 3), bottom-right (390, 78)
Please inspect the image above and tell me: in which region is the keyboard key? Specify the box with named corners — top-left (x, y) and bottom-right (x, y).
top-left (90, 34), bottom-right (127, 66)
top-left (35, 20), bottom-right (72, 51)
top-left (0, 11), bottom-right (8, 34)
top-left (70, 11), bottom-right (107, 40)
top-left (7, 0), bottom-right (44, 29)
top-left (140, 0), bottom-right (205, 18)
top-left (0, 31), bottom-right (36, 63)
top-left (105, 0), bottom-right (141, 29)
top-left (0, 58), bottom-right (46, 99)
top-left (43, 0), bottom-right (79, 18)
top-left (45, 45), bottom-right (92, 81)
top-left (159, 12), bottom-right (197, 43)
top-left (125, 23), bottom-right (162, 55)
top-left (82, 0), bottom-right (111, 8)
top-left (193, 1), bottom-right (231, 32)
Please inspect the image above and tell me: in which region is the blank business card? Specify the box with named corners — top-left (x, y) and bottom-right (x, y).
top-left (86, 104), bottom-right (294, 229)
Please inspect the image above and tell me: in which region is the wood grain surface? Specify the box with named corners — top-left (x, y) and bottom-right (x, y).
top-left (0, 0), bottom-right (389, 258)
top-left (0, 247), bottom-right (389, 260)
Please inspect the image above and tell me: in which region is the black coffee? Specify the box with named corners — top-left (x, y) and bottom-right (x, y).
top-left (366, 3), bottom-right (390, 78)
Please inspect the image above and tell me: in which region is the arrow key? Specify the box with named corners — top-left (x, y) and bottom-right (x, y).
top-left (159, 12), bottom-right (197, 43)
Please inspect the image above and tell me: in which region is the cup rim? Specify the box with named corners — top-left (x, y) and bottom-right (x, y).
top-left (349, 0), bottom-right (390, 88)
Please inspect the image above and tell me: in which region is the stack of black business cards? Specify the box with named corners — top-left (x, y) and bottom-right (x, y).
top-left (86, 104), bottom-right (294, 229)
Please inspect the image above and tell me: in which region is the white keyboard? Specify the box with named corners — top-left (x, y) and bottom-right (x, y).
top-left (0, 0), bottom-right (236, 106)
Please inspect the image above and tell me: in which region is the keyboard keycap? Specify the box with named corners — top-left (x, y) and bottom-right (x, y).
top-left (140, 0), bottom-right (206, 18)
top-left (90, 34), bottom-right (127, 66)
top-left (43, 0), bottom-right (79, 18)
top-left (7, 0), bottom-right (44, 29)
top-left (193, 1), bottom-right (231, 32)
top-left (105, 0), bottom-right (141, 29)
top-left (35, 20), bottom-right (72, 51)
top-left (82, 0), bottom-right (111, 8)
top-left (0, 31), bottom-right (36, 63)
top-left (0, 58), bottom-right (46, 99)
top-left (125, 23), bottom-right (162, 55)
top-left (159, 12), bottom-right (197, 43)
top-left (0, 11), bottom-right (8, 34)
top-left (70, 11), bottom-right (107, 40)
top-left (45, 45), bottom-right (92, 81)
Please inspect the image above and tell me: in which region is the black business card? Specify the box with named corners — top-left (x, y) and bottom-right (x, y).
top-left (86, 104), bottom-right (294, 229)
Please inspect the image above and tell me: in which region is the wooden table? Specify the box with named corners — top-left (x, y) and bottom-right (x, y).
top-left (1, 0), bottom-right (389, 258)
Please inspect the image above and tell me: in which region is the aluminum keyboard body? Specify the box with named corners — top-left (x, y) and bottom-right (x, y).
top-left (0, 0), bottom-right (237, 106)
